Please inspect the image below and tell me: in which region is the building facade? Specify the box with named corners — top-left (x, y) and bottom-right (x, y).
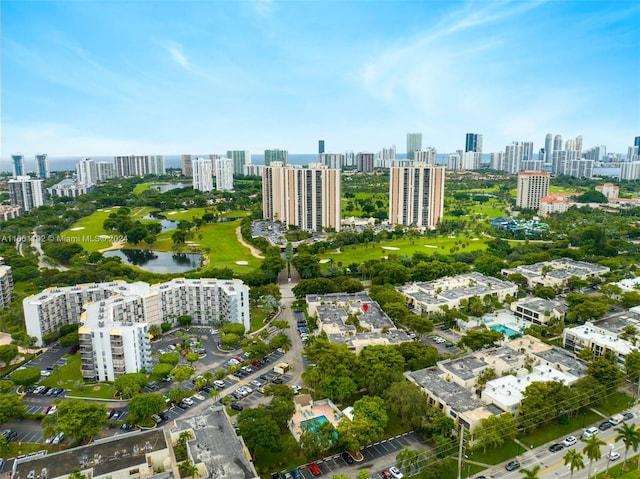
top-left (264, 149), bottom-right (288, 166)
top-left (192, 158), bottom-right (214, 192)
top-left (406, 133), bottom-right (422, 161)
top-left (8, 176), bottom-right (45, 211)
top-left (0, 262), bottom-right (13, 308)
top-left (114, 155), bottom-right (165, 177)
top-left (215, 157), bottom-right (234, 191)
top-left (262, 162), bottom-right (341, 232)
top-left (0, 205), bottom-right (22, 222)
top-left (516, 171), bottom-right (550, 209)
top-left (76, 158), bottom-right (98, 185)
top-left (389, 165), bottom-right (445, 230)
top-left (226, 150), bottom-right (251, 176)
top-left (11, 154), bottom-right (25, 178)
top-left (24, 278), bottom-right (250, 351)
top-left (48, 180), bottom-right (96, 198)
top-left (356, 152), bottom-right (374, 173)
top-left (35, 153), bottom-right (50, 179)
top-left (182, 154), bottom-right (193, 177)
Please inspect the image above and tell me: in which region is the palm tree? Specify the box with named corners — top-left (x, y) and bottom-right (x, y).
top-left (519, 465), bottom-right (541, 478)
top-left (615, 422), bottom-right (640, 469)
top-left (583, 435), bottom-right (607, 479)
top-left (564, 449), bottom-right (585, 479)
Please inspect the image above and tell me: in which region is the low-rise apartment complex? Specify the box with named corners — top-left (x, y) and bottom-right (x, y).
top-left (24, 278), bottom-right (249, 380)
top-left (305, 292), bottom-right (412, 353)
top-left (397, 272), bottom-right (518, 314)
top-left (501, 258), bottom-right (609, 289)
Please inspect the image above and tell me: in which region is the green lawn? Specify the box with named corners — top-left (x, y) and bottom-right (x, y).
top-left (61, 208), bottom-right (260, 272)
top-left (250, 307), bottom-right (270, 333)
top-left (319, 235), bottom-right (487, 265)
top-left (519, 410), bottom-right (603, 447)
top-left (59, 206), bottom-right (155, 252)
top-left (470, 439), bottom-right (521, 465)
top-left (595, 390), bottom-right (634, 416)
top-left (39, 353), bottom-right (116, 399)
top-left (254, 432), bottom-right (306, 475)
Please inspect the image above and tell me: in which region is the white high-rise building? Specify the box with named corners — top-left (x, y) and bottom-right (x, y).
top-left (621, 162), bottom-right (640, 180)
top-left (24, 277), bottom-right (250, 353)
top-left (319, 153), bottom-right (343, 170)
top-left (568, 159), bottom-right (594, 178)
top-left (97, 161), bottom-right (115, 181)
top-left (583, 145), bottom-right (607, 162)
top-left (376, 145), bottom-right (396, 168)
top-left (414, 147), bottom-right (437, 165)
top-left (544, 134), bottom-right (553, 163)
top-left (192, 158), bottom-right (214, 192)
top-left (521, 142), bottom-right (534, 162)
top-left (448, 153), bottom-right (462, 170)
top-left (343, 151), bottom-right (355, 167)
top-left (35, 153), bottom-right (50, 179)
top-left (389, 165), bottom-right (445, 230)
top-left (461, 151), bottom-right (479, 170)
top-left (490, 152), bottom-right (504, 171)
top-left (0, 263), bottom-right (13, 309)
top-left (182, 154), bottom-right (193, 177)
top-left (76, 158), bottom-right (98, 185)
top-left (114, 155), bottom-right (165, 177)
top-left (356, 152), bottom-right (375, 172)
top-left (262, 162), bottom-right (341, 232)
top-left (504, 142), bottom-right (524, 173)
top-left (516, 171), bottom-right (550, 209)
top-left (8, 176), bottom-right (45, 211)
top-left (407, 133), bottom-right (422, 161)
top-left (215, 157), bottom-right (234, 191)
top-left (552, 150), bottom-right (579, 176)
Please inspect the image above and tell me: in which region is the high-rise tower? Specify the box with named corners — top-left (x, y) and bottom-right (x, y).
top-left (406, 133), bottom-right (422, 161)
top-left (389, 165), bottom-right (445, 230)
top-left (35, 153), bottom-right (49, 179)
top-left (544, 134), bottom-right (553, 162)
top-left (516, 171), bottom-right (550, 210)
top-left (11, 154), bottom-right (25, 178)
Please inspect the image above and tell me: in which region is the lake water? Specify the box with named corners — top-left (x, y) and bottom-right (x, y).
top-left (104, 249), bottom-right (202, 274)
top-left (142, 215), bottom-right (178, 232)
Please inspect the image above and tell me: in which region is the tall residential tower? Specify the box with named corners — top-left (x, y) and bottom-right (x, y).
top-left (389, 165), bottom-right (445, 230)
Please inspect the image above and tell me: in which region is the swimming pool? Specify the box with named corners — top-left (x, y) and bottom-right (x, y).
top-left (489, 324), bottom-right (521, 338)
top-left (300, 415), bottom-right (329, 432)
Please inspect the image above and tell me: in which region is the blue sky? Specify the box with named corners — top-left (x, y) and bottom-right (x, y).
top-left (2, 0), bottom-right (639, 159)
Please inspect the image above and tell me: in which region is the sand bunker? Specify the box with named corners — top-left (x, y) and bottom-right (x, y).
top-left (235, 261), bottom-right (249, 265)
top-left (70, 227), bottom-right (85, 231)
top-left (168, 211), bottom-right (178, 215)
top-left (382, 246), bottom-right (400, 250)
top-left (424, 245), bottom-right (437, 248)
top-left (319, 259), bottom-right (330, 264)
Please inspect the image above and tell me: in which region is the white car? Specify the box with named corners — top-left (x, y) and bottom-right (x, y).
top-left (583, 427), bottom-right (599, 439)
top-left (52, 432), bottom-right (64, 445)
top-left (182, 397), bottom-right (194, 406)
top-left (562, 436), bottom-right (578, 447)
top-left (389, 467), bottom-right (403, 479)
top-left (609, 451), bottom-right (620, 461)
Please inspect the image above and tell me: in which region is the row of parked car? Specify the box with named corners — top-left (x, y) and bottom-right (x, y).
top-left (26, 386), bottom-right (64, 396)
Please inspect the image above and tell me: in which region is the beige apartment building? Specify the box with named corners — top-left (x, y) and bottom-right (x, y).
top-left (262, 161), bottom-right (341, 232)
top-left (389, 165), bottom-right (445, 230)
top-left (516, 171), bottom-right (550, 209)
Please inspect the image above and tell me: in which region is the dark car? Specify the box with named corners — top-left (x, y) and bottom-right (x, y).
top-left (341, 451), bottom-right (354, 464)
top-left (599, 421), bottom-right (613, 431)
top-left (549, 443), bottom-right (564, 453)
top-left (623, 412), bottom-right (635, 421)
top-left (0, 429), bottom-right (17, 443)
top-left (230, 403), bottom-right (244, 411)
top-left (270, 474), bottom-right (282, 479)
top-left (505, 461), bottom-right (520, 471)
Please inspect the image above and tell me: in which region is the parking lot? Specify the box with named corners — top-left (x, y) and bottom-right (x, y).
top-left (293, 432), bottom-right (428, 479)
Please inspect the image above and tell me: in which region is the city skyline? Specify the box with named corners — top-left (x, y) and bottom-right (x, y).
top-left (2, 1), bottom-right (639, 158)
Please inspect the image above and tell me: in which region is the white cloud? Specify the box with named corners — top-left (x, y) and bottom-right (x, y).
top-left (166, 43), bottom-right (190, 70)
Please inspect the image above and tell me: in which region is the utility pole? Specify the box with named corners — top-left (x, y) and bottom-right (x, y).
top-left (457, 425), bottom-right (465, 479)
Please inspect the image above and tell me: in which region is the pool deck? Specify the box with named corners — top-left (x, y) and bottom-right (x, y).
top-left (290, 402), bottom-right (342, 439)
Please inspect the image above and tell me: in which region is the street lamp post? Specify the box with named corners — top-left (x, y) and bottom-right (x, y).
top-left (605, 444), bottom-right (614, 478)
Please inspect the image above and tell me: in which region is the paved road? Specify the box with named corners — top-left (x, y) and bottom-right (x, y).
top-left (476, 402), bottom-right (640, 479)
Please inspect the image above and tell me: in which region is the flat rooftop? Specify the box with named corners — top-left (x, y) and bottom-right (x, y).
top-left (12, 429), bottom-right (167, 479)
top-left (174, 406), bottom-right (257, 479)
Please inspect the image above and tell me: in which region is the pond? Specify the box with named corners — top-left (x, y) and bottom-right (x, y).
top-left (104, 249), bottom-right (203, 274)
top-left (142, 214), bottom-right (178, 232)
top-left (152, 183), bottom-right (188, 193)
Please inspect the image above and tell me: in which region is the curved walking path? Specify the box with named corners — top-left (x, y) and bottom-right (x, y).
top-left (235, 226), bottom-right (264, 259)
